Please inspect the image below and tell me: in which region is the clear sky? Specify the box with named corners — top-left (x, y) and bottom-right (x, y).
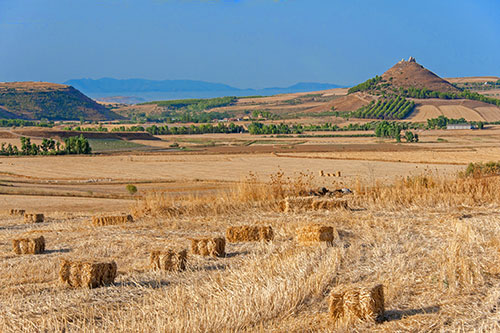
top-left (0, 0), bottom-right (499, 88)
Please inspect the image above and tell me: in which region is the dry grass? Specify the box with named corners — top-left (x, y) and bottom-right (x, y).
top-left (353, 172), bottom-right (500, 209)
top-left (3, 171), bottom-right (500, 331)
top-left (133, 172), bottom-right (314, 218)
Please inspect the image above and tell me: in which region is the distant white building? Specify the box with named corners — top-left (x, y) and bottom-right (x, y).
top-left (447, 123), bottom-right (472, 130)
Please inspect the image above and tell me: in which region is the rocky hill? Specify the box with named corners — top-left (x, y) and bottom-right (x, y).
top-left (381, 57), bottom-right (460, 93)
top-left (0, 82), bottom-right (121, 121)
top-left (317, 57), bottom-right (500, 121)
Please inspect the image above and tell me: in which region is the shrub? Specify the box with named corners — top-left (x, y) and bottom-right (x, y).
top-left (464, 162), bottom-right (500, 177)
top-left (126, 184), bottom-right (138, 195)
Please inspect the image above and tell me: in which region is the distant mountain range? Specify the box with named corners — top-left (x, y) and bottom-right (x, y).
top-left (63, 78), bottom-right (343, 102)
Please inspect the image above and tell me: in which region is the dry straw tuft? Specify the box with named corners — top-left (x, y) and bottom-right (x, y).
top-left (59, 259), bottom-right (117, 288)
top-left (226, 225), bottom-right (273, 243)
top-left (12, 236), bottom-right (45, 254)
top-left (9, 209), bottom-right (25, 216)
top-left (92, 215), bottom-right (134, 226)
top-left (297, 224), bottom-right (335, 245)
top-left (24, 213), bottom-right (44, 223)
top-left (329, 284), bottom-right (384, 325)
top-left (190, 237), bottom-right (226, 257)
top-left (283, 196), bottom-right (348, 213)
top-left (150, 249), bottom-right (187, 271)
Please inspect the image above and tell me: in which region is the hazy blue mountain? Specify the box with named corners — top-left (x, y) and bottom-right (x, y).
top-left (64, 78), bottom-right (239, 93)
top-left (64, 78), bottom-right (343, 103)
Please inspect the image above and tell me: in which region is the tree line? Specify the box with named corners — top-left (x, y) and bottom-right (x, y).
top-left (398, 87), bottom-right (500, 107)
top-left (0, 119), bottom-right (53, 128)
top-left (0, 135), bottom-right (91, 156)
top-left (146, 123), bottom-right (245, 135)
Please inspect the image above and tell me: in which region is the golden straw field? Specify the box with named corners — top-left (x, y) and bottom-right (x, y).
top-left (2, 130), bottom-right (500, 331)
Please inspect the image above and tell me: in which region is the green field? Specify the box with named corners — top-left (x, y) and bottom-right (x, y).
top-left (88, 139), bottom-right (151, 153)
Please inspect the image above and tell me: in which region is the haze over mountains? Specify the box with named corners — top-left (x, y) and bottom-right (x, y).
top-left (63, 78), bottom-right (343, 102)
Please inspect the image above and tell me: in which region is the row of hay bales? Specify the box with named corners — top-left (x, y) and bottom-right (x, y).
top-left (9, 209), bottom-right (45, 223)
top-left (319, 170), bottom-right (342, 177)
top-left (8, 198), bottom-right (385, 325)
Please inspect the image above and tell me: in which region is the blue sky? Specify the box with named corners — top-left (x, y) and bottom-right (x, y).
top-left (0, 0), bottom-right (498, 88)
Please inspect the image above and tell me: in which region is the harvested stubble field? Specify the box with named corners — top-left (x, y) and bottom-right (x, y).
top-left (2, 130), bottom-right (500, 331)
top-left (1, 171), bottom-right (500, 331)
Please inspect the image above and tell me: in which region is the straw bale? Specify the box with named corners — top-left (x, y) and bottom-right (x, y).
top-left (311, 198), bottom-right (348, 210)
top-left (191, 237), bottom-right (225, 257)
top-left (59, 259), bottom-right (117, 288)
top-left (297, 225), bottom-right (334, 244)
top-left (336, 171), bottom-right (342, 177)
top-left (319, 170), bottom-right (325, 177)
top-left (12, 236), bottom-right (45, 254)
top-left (327, 173), bottom-right (333, 177)
top-left (92, 215), bottom-right (133, 226)
top-left (226, 225), bottom-right (273, 243)
top-left (24, 213), bottom-right (44, 223)
top-left (329, 284), bottom-right (384, 325)
top-left (284, 197), bottom-right (314, 213)
top-left (150, 249), bottom-right (187, 271)
top-left (9, 209), bottom-right (25, 216)
top-left (284, 196), bottom-right (348, 213)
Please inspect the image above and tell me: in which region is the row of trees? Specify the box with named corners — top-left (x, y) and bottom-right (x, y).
top-left (146, 123), bottom-right (245, 135)
top-left (64, 125), bottom-right (108, 132)
top-left (0, 119), bottom-right (53, 128)
top-left (426, 115), bottom-right (485, 129)
top-left (399, 87), bottom-right (500, 107)
top-left (247, 122), bottom-right (304, 135)
top-left (0, 135), bottom-right (91, 156)
top-left (350, 96), bottom-right (415, 120)
top-left (141, 96), bottom-right (237, 111)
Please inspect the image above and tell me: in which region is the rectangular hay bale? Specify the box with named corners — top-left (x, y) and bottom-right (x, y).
top-left (311, 198), bottom-right (348, 210)
top-left (283, 196), bottom-right (348, 213)
top-left (297, 224), bottom-right (335, 244)
top-left (9, 209), bottom-right (26, 216)
top-left (329, 284), bottom-right (384, 325)
top-left (225, 225), bottom-right (274, 243)
top-left (150, 249), bottom-right (187, 271)
top-left (24, 213), bottom-right (44, 223)
top-left (12, 236), bottom-right (45, 254)
top-left (283, 197), bottom-right (314, 213)
top-left (59, 259), bottom-right (117, 288)
top-left (92, 215), bottom-right (134, 226)
top-left (190, 237), bottom-right (226, 257)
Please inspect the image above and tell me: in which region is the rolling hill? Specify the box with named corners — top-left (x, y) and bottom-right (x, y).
top-left (312, 57), bottom-right (500, 122)
top-left (0, 82), bottom-right (121, 121)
